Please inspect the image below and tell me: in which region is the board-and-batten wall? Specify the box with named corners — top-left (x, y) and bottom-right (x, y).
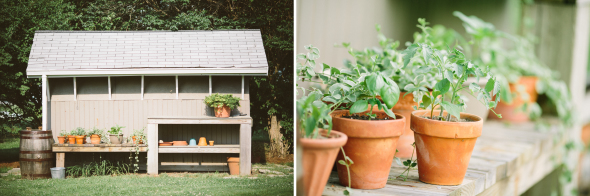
top-left (48, 76), bottom-right (249, 168)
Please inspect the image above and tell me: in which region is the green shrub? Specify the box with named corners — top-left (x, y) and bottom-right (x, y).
top-left (204, 93), bottom-right (241, 109)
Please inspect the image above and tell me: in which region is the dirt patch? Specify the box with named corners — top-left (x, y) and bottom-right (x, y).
top-left (266, 154), bottom-right (293, 164)
top-left (0, 162), bottom-right (19, 168)
top-left (342, 114), bottom-right (391, 120)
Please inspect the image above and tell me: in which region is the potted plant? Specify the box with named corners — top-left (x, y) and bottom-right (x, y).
top-left (128, 128), bottom-right (146, 144)
top-left (57, 132), bottom-right (66, 144)
top-left (87, 128), bottom-right (106, 144)
top-left (72, 127), bottom-right (86, 145)
top-left (67, 130), bottom-right (76, 144)
top-left (204, 93), bottom-right (241, 118)
top-left (298, 45), bottom-right (405, 190)
top-left (297, 92), bottom-right (348, 196)
top-left (108, 125), bottom-right (125, 144)
top-left (400, 18), bottom-right (502, 185)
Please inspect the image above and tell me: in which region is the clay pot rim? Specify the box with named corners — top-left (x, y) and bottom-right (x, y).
top-left (227, 157), bottom-right (239, 163)
top-left (57, 136), bottom-right (65, 138)
top-left (74, 135), bottom-right (85, 138)
top-left (331, 110), bottom-right (405, 123)
top-left (299, 129), bottom-right (347, 150)
top-left (411, 110), bottom-right (483, 139)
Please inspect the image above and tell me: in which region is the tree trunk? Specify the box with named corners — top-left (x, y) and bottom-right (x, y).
top-left (268, 115), bottom-right (289, 158)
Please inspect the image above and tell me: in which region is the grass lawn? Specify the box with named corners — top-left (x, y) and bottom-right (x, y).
top-left (0, 171), bottom-right (293, 195)
top-left (0, 138), bottom-right (19, 163)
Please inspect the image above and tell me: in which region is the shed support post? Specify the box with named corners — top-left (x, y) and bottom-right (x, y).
top-left (242, 75), bottom-right (244, 99)
top-left (147, 123), bottom-right (158, 175)
top-left (141, 75), bottom-right (144, 100)
top-left (42, 75), bottom-right (47, 130)
top-left (239, 123), bottom-right (252, 175)
top-left (108, 76), bottom-right (111, 100)
top-left (209, 75), bottom-right (212, 95)
top-left (56, 153), bottom-right (65, 167)
top-left (73, 77), bottom-right (77, 101)
top-left (47, 78), bottom-right (51, 101)
top-left (175, 75), bottom-right (179, 99)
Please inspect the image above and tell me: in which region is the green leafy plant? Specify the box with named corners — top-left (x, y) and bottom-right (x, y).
top-left (88, 127), bottom-right (108, 143)
top-left (109, 125), bottom-right (124, 135)
top-left (401, 18), bottom-right (501, 121)
top-left (204, 93), bottom-right (242, 109)
top-left (126, 127), bottom-right (146, 173)
top-left (66, 159), bottom-right (132, 178)
top-left (128, 128), bottom-right (146, 144)
top-left (59, 132), bottom-right (67, 137)
top-left (71, 127), bottom-right (86, 136)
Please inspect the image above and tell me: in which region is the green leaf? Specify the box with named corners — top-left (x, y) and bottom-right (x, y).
top-left (485, 78), bottom-right (495, 93)
top-left (304, 115), bottom-right (317, 137)
top-left (318, 74), bottom-right (330, 83)
top-left (381, 85), bottom-right (400, 108)
top-left (445, 70), bottom-right (454, 83)
top-left (434, 78), bottom-right (450, 94)
top-left (338, 160), bottom-right (347, 166)
top-left (440, 101), bottom-right (462, 120)
top-left (349, 100), bottom-right (368, 114)
top-left (402, 44), bottom-right (419, 68)
top-left (422, 95), bottom-right (432, 107)
top-left (378, 102), bottom-right (397, 118)
top-left (322, 63), bottom-right (330, 72)
top-left (395, 157), bottom-right (403, 166)
top-left (403, 161), bottom-right (409, 166)
top-left (411, 163), bottom-right (417, 167)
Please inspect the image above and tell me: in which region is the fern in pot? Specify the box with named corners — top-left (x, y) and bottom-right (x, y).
top-left (298, 45), bottom-right (405, 190)
top-left (204, 93), bottom-right (241, 118)
top-left (400, 18), bottom-right (502, 185)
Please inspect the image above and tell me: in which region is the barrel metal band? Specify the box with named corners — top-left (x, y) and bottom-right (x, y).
top-left (19, 150), bottom-right (53, 154)
top-left (20, 136), bottom-right (53, 139)
top-left (19, 158), bottom-right (54, 162)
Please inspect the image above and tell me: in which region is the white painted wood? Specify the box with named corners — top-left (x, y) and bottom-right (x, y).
top-left (108, 76), bottom-right (111, 100)
top-left (175, 75), bottom-right (179, 99)
top-left (158, 145), bottom-right (240, 153)
top-left (141, 75), bottom-right (144, 100)
top-left (571, 4), bottom-right (590, 112)
top-left (241, 75), bottom-right (244, 99)
top-left (73, 77), bottom-right (77, 101)
top-left (239, 123), bottom-right (251, 175)
top-left (209, 75), bottom-right (212, 95)
top-left (147, 123), bottom-right (158, 175)
top-left (46, 78), bottom-right (50, 101)
top-left (147, 118), bottom-right (251, 125)
top-left (52, 146), bottom-right (148, 152)
top-left (42, 75), bottom-right (47, 130)
top-left (27, 68), bottom-right (268, 78)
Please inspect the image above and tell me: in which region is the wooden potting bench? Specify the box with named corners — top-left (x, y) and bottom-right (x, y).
top-left (53, 144), bottom-right (148, 167)
top-left (322, 120), bottom-right (567, 195)
top-left (146, 116), bottom-right (252, 175)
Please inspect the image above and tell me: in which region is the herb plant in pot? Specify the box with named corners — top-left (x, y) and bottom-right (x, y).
top-left (204, 93), bottom-right (241, 118)
top-left (129, 128), bottom-right (146, 144)
top-left (72, 127), bottom-right (86, 145)
top-left (401, 18), bottom-right (502, 185)
top-left (58, 132), bottom-right (66, 144)
top-left (67, 130), bottom-right (76, 144)
top-left (298, 93), bottom-right (347, 196)
top-left (88, 128), bottom-right (106, 144)
top-left (108, 125), bottom-right (125, 144)
top-left (299, 45), bottom-right (405, 189)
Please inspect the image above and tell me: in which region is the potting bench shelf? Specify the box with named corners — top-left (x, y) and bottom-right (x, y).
top-left (147, 116), bottom-right (251, 175)
top-left (158, 145), bottom-right (240, 153)
top-left (322, 119), bottom-right (565, 196)
top-left (52, 144), bottom-right (148, 167)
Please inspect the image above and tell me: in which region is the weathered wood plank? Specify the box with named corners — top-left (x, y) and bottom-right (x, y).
top-left (53, 146), bottom-right (147, 152)
top-left (158, 145), bottom-right (240, 153)
top-left (56, 153), bottom-right (65, 167)
top-left (147, 123), bottom-right (158, 175)
top-left (239, 123), bottom-right (251, 175)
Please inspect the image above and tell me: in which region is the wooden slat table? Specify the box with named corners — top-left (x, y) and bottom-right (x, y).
top-left (53, 144), bottom-right (148, 167)
top-left (322, 120), bottom-right (565, 196)
top-left (147, 116), bottom-right (252, 175)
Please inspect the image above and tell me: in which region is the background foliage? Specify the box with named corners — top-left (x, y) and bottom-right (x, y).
top-left (0, 0), bottom-right (293, 152)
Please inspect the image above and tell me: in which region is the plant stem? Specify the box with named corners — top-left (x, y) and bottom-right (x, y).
top-left (341, 147), bottom-right (352, 188)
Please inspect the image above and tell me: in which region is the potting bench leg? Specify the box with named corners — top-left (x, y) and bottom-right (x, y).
top-left (147, 123), bottom-right (159, 175)
top-left (56, 153), bottom-right (65, 167)
top-left (239, 123), bottom-right (251, 175)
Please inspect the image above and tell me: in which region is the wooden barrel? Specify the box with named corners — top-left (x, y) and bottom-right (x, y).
top-left (20, 129), bottom-right (54, 179)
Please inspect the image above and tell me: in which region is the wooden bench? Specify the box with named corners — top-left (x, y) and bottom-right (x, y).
top-left (53, 144), bottom-right (148, 167)
top-left (322, 120), bottom-right (566, 195)
top-left (147, 116), bottom-right (252, 175)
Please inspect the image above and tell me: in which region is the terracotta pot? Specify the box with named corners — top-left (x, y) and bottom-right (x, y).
top-left (109, 134), bottom-right (124, 144)
top-left (173, 141), bottom-right (188, 146)
top-left (57, 136), bottom-right (65, 144)
top-left (488, 76), bottom-right (538, 122)
top-left (209, 141), bottom-right (214, 146)
top-left (198, 137), bottom-right (207, 146)
top-left (159, 142), bottom-right (173, 146)
top-left (67, 135), bottom-right (75, 144)
top-left (227, 157), bottom-right (240, 175)
top-left (132, 136), bottom-right (143, 144)
top-left (410, 110), bottom-right (483, 185)
top-left (300, 129), bottom-right (347, 196)
top-left (90, 134), bottom-right (101, 144)
top-left (82, 135), bottom-right (87, 144)
top-left (391, 92), bottom-right (419, 159)
top-left (332, 110), bottom-right (405, 189)
top-left (75, 135), bottom-right (85, 144)
top-left (214, 105), bottom-right (231, 118)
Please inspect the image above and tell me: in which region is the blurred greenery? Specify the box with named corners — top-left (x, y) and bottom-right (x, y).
top-left (0, 137), bottom-right (20, 163)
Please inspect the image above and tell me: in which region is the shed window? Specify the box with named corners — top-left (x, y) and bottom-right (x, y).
top-left (112, 76), bottom-right (141, 100)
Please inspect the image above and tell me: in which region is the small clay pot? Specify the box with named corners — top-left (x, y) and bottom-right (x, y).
top-left (132, 136), bottom-right (143, 144)
top-left (214, 105), bottom-right (231, 118)
top-left (75, 135), bottom-right (85, 144)
top-left (332, 110), bottom-right (405, 189)
top-left (411, 110), bottom-right (483, 185)
top-left (67, 135), bottom-right (75, 144)
top-left (488, 76), bottom-right (538, 122)
top-left (57, 136), bottom-right (65, 144)
top-left (300, 129), bottom-right (347, 196)
top-left (173, 141), bottom-right (188, 146)
top-left (227, 157), bottom-right (240, 175)
top-left (209, 141), bottom-right (214, 146)
top-left (90, 134), bottom-right (101, 144)
top-left (198, 137), bottom-right (207, 146)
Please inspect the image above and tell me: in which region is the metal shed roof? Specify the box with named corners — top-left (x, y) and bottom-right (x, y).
top-left (26, 30), bottom-right (269, 78)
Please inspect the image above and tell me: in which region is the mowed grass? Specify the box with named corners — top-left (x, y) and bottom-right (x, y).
top-left (0, 172), bottom-right (293, 195)
top-left (0, 138), bottom-right (19, 163)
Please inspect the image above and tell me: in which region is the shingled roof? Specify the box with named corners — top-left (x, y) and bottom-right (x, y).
top-left (26, 30), bottom-right (268, 78)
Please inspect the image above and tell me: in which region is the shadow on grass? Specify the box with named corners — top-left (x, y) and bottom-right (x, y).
top-left (0, 138), bottom-right (20, 163)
